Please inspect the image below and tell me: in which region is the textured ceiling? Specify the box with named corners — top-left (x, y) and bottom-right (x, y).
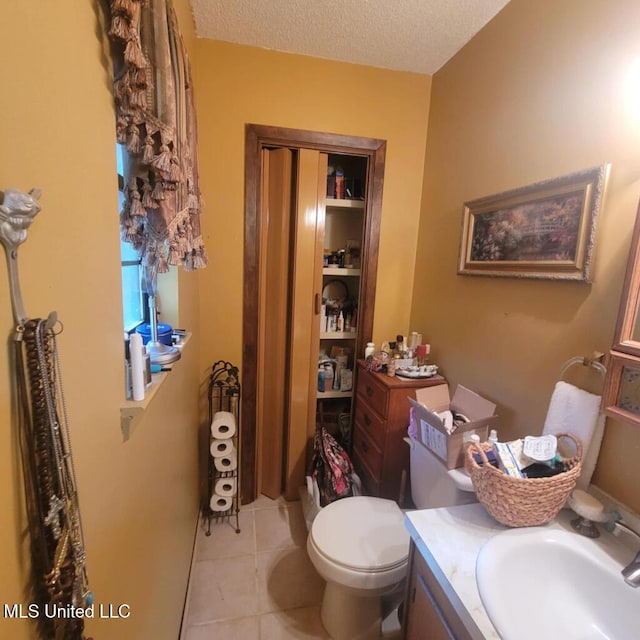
top-left (189, 0), bottom-right (510, 75)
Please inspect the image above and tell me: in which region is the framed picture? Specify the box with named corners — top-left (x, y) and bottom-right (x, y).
top-left (458, 164), bottom-right (610, 281)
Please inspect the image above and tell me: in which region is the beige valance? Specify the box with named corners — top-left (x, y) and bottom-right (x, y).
top-left (107, 0), bottom-right (207, 272)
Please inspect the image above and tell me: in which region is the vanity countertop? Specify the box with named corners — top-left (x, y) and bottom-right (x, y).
top-left (404, 503), bottom-right (503, 640)
top-left (404, 502), bottom-right (639, 640)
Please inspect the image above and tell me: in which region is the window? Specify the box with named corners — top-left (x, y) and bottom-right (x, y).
top-left (117, 144), bottom-right (146, 331)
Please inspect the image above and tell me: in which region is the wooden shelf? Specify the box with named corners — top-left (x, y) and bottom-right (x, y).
top-left (120, 334), bottom-right (190, 441)
top-left (320, 332), bottom-right (357, 340)
top-left (323, 267), bottom-right (361, 276)
top-left (317, 389), bottom-right (354, 399)
top-left (325, 197), bottom-right (365, 209)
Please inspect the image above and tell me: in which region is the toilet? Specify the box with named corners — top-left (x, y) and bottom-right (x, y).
top-left (306, 436), bottom-right (476, 640)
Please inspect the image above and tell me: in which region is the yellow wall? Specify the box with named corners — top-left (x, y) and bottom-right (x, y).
top-left (412, 0), bottom-right (640, 512)
top-left (191, 40), bottom-right (432, 374)
top-left (0, 2), bottom-right (201, 638)
top-left (4, 1), bottom-right (640, 636)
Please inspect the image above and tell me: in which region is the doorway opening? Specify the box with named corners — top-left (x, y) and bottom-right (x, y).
top-left (242, 125), bottom-right (386, 504)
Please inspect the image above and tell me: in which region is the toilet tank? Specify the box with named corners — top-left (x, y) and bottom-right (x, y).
top-left (407, 436), bottom-right (477, 509)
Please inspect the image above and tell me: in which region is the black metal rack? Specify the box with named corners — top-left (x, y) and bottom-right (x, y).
top-left (204, 360), bottom-right (241, 536)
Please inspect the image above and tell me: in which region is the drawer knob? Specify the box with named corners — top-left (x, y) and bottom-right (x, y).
top-left (360, 439), bottom-right (369, 453)
top-left (366, 385), bottom-right (373, 397)
top-left (364, 413), bottom-right (372, 426)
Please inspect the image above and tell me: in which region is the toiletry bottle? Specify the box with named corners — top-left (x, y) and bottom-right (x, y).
top-left (317, 366), bottom-right (325, 392)
top-left (386, 359), bottom-right (396, 377)
top-left (124, 334), bottom-right (132, 399)
top-left (336, 310), bottom-right (344, 332)
top-left (365, 342), bottom-right (375, 358)
top-left (335, 166), bottom-right (345, 199)
top-left (324, 363), bottom-right (334, 392)
top-left (465, 434), bottom-right (481, 463)
top-left (130, 332), bottom-right (145, 401)
top-left (488, 429), bottom-right (499, 444)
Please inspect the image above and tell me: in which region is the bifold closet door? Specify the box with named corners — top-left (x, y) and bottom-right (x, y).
top-left (284, 149), bottom-right (327, 500)
top-left (258, 148), bottom-right (292, 498)
top-left (257, 148), bottom-right (327, 500)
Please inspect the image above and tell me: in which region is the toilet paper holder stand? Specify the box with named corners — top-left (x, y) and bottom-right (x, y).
top-left (204, 360), bottom-right (241, 536)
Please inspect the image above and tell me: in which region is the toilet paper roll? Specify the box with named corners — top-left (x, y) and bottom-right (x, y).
top-left (209, 493), bottom-right (233, 512)
top-left (214, 477), bottom-right (237, 497)
top-left (210, 438), bottom-right (234, 458)
top-left (211, 411), bottom-right (237, 439)
top-left (214, 450), bottom-right (237, 473)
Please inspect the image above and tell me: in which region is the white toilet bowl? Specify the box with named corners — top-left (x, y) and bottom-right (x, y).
top-left (306, 496), bottom-right (409, 640)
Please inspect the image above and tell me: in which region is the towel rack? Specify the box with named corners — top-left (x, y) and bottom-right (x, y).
top-left (560, 352), bottom-right (607, 380)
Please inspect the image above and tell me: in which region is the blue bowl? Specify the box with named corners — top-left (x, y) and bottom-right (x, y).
top-left (135, 322), bottom-right (173, 346)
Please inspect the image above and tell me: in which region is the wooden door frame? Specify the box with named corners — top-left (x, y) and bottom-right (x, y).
top-left (242, 124), bottom-right (386, 504)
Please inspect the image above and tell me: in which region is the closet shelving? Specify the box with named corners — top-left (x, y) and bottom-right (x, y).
top-left (317, 155), bottom-right (368, 442)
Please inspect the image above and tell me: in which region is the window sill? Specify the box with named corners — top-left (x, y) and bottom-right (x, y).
top-left (120, 332), bottom-right (191, 441)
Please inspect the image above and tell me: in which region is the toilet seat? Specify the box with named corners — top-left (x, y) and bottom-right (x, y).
top-left (309, 496), bottom-right (409, 573)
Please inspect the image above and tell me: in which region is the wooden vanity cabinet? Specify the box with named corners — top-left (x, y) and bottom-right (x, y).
top-left (352, 361), bottom-right (445, 501)
top-left (402, 541), bottom-right (474, 640)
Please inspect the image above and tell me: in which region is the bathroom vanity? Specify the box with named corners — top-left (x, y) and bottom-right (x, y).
top-left (402, 502), bottom-right (640, 640)
top-left (403, 540), bottom-right (476, 640)
top-left (402, 504), bottom-right (501, 639)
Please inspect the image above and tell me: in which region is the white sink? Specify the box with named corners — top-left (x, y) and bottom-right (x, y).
top-left (476, 524), bottom-right (640, 640)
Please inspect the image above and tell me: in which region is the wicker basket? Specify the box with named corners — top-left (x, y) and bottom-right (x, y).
top-left (466, 432), bottom-right (582, 527)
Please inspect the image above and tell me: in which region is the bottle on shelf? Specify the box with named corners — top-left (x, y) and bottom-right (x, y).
top-left (323, 363), bottom-right (334, 392)
top-left (386, 358), bottom-right (396, 377)
top-left (365, 342), bottom-right (375, 358)
top-left (334, 350), bottom-right (348, 390)
top-left (335, 166), bottom-right (345, 199)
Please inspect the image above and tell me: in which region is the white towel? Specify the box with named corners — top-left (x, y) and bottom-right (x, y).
top-left (542, 381), bottom-right (605, 488)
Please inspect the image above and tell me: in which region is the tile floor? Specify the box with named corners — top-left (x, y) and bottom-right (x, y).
top-left (180, 495), bottom-right (330, 639)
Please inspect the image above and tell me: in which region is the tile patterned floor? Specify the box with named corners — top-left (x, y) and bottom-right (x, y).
top-left (181, 496), bottom-right (330, 640)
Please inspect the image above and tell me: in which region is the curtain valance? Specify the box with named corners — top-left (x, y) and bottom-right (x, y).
top-left (107, 0), bottom-right (207, 272)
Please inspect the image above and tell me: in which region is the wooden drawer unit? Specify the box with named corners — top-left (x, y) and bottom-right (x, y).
top-left (352, 423), bottom-right (383, 479)
top-left (353, 394), bottom-right (386, 450)
top-left (352, 361), bottom-right (446, 502)
top-left (357, 367), bottom-right (389, 418)
top-left (351, 447), bottom-right (382, 497)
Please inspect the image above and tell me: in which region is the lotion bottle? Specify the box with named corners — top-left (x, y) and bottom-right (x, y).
top-left (323, 363), bottom-right (334, 392)
top-left (130, 332), bottom-right (145, 401)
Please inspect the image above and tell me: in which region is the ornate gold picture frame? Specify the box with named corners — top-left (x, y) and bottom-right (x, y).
top-left (458, 165), bottom-right (610, 282)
